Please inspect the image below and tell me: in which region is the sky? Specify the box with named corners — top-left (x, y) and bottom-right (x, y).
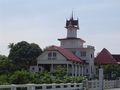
top-left (0, 0), bottom-right (120, 56)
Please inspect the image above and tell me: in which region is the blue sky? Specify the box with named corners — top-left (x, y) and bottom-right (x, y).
top-left (0, 0), bottom-right (120, 56)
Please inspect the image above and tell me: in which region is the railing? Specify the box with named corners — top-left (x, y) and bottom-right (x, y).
top-left (104, 80), bottom-right (116, 89)
top-left (0, 83), bottom-right (83, 90)
top-left (0, 79), bottom-right (120, 90)
top-left (87, 80), bottom-right (120, 90)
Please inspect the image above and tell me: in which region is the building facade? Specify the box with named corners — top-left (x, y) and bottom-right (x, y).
top-left (30, 15), bottom-right (95, 78)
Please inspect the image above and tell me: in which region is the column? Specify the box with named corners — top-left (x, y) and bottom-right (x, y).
top-left (79, 65), bottom-right (81, 76)
top-left (67, 64), bottom-right (69, 75)
top-left (72, 64), bottom-right (74, 76)
top-left (75, 63), bottom-right (77, 76)
top-left (81, 65), bottom-right (84, 76)
top-left (51, 64), bottom-right (53, 73)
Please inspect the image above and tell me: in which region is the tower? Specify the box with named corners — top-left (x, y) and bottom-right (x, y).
top-left (65, 14), bottom-right (79, 38)
top-left (58, 14), bottom-right (85, 48)
top-left (58, 14), bottom-right (95, 78)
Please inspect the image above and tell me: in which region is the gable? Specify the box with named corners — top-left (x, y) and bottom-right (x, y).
top-left (37, 50), bottom-right (71, 64)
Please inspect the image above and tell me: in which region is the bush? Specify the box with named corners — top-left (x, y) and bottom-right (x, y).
top-left (0, 75), bottom-right (9, 85)
top-left (9, 70), bottom-right (34, 84)
top-left (40, 71), bottom-right (53, 84)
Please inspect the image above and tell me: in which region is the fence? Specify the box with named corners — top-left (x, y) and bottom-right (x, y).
top-left (0, 83), bottom-right (83, 90)
top-left (0, 79), bottom-right (120, 90)
top-left (86, 79), bottom-right (120, 90)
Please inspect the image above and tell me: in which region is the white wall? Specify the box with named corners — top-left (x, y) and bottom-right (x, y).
top-left (61, 40), bottom-right (84, 48)
top-left (66, 45), bottom-right (95, 78)
top-left (67, 28), bottom-right (77, 38)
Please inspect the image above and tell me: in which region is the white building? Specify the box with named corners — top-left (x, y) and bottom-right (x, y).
top-left (30, 15), bottom-right (95, 78)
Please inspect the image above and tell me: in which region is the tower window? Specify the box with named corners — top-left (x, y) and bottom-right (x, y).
top-left (86, 69), bottom-right (88, 73)
top-left (81, 51), bottom-right (86, 57)
top-left (91, 54), bottom-right (93, 58)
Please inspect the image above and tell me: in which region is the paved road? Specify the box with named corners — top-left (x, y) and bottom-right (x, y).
top-left (107, 88), bottom-right (120, 90)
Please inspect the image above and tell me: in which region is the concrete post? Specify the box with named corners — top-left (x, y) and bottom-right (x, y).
top-left (11, 85), bottom-right (16, 90)
top-left (27, 84), bottom-right (35, 90)
top-left (99, 67), bottom-right (104, 90)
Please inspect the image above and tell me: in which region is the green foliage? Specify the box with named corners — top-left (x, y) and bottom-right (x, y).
top-left (103, 64), bottom-right (120, 80)
top-left (8, 41), bottom-right (42, 70)
top-left (63, 76), bottom-right (86, 83)
top-left (40, 71), bottom-right (53, 84)
top-left (63, 76), bottom-right (74, 83)
top-left (9, 70), bottom-right (34, 84)
top-left (0, 69), bottom-right (85, 84)
top-left (0, 75), bottom-right (9, 85)
top-left (95, 65), bottom-right (120, 80)
top-left (0, 58), bottom-right (85, 84)
top-left (0, 55), bottom-right (13, 74)
top-left (54, 65), bottom-right (67, 78)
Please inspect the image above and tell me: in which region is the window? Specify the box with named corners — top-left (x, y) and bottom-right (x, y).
top-left (48, 52), bottom-right (52, 57)
top-left (48, 52), bottom-right (52, 60)
top-left (48, 52), bottom-right (57, 60)
top-left (39, 68), bottom-right (41, 71)
top-left (32, 67), bottom-right (34, 70)
top-left (91, 54), bottom-right (93, 58)
top-left (86, 69), bottom-right (88, 73)
top-left (53, 52), bottom-right (56, 57)
top-left (81, 51), bottom-right (86, 57)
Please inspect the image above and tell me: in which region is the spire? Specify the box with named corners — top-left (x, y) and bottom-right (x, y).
top-left (70, 11), bottom-right (74, 20)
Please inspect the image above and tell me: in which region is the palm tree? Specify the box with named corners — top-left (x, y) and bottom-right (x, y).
top-left (8, 43), bottom-right (14, 49)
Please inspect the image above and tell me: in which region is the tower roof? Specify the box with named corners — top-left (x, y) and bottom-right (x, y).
top-left (65, 14), bottom-right (79, 29)
top-left (95, 48), bottom-right (117, 65)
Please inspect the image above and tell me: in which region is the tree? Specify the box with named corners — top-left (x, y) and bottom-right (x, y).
top-left (103, 64), bottom-right (120, 80)
top-left (8, 41), bottom-right (42, 70)
top-left (8, 43), bottom-right (14, 49)
top-left (0, 55), bottom-right (14, 74)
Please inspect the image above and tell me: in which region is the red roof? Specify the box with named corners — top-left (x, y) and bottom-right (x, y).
top-left (112, 55), bottom-right (120, 64)
top-left (58, 38), bottom-right (85, 43)
top-left (46, 45), bottom-right (82, 63)
top-left (95, 48), bottom-right (117, 65)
